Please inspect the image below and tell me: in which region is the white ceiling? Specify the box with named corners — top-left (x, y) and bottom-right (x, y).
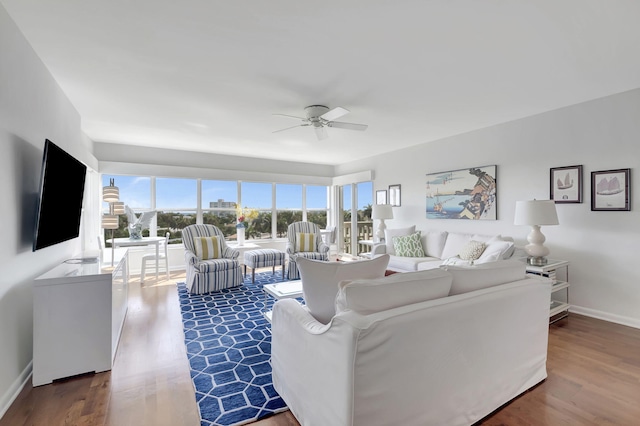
top-left (3, 1), bottom-right (640, 165)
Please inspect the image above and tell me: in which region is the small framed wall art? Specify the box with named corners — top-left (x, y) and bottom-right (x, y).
top-left (376, 190), bottom-right (387, 205)
top-left (550, 165), bottom-right (582, 203)
top-left (591, 168), bottom-right (630, 211)
top-left (389, 184), bottom-right (401, 207)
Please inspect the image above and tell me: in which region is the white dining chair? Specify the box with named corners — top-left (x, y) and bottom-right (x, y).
top-left (141, 232), bottom-right (170, 282)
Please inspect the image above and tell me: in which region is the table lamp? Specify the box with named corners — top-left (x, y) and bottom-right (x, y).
top-left (514, 199), bottom-right (559, 266)
top-left (372, 204), bottom-right (394, 243)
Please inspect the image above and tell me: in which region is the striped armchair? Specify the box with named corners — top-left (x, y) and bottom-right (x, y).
top-left (183, 224), bottom-right (243, 294)
top-left (286, 221), bottom-right (330, 280)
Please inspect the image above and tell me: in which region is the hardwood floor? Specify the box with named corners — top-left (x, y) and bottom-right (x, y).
top-left (2, 271), bottom-right (639, 425)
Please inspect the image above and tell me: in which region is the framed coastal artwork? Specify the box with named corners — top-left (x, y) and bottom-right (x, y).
top-left (591, 168), bottom-right (630, 211)
top-left (389, 184), bottom-right (401, 207)
top-left (550, 165), bottom-right (582, 203)
top-left (425, 165), bottom-right (497, 220)
top-left (376, 190), bottom-right (387, 205)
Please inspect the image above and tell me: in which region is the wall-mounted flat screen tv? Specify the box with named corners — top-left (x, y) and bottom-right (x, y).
top-left (33, 139), bottom-right (87, 251)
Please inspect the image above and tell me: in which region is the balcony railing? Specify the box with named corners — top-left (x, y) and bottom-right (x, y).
top-left (343, 221), bottom-right (374, 254)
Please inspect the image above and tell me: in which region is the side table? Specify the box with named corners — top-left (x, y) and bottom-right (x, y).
top-left (525, 259), bottom-right (570, 324)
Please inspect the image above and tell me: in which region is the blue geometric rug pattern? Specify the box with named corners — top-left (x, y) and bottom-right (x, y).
top-left (177, 271), bottom-right (291, 426)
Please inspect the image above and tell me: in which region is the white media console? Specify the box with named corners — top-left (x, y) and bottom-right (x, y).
top-left (32, 248), bottom-right (129, 386)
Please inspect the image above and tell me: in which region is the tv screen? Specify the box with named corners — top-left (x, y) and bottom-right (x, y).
top-left (33, 139), bottom-right (87, 251)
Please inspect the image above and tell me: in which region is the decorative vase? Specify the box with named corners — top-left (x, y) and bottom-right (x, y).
top-left (128, 223), bottom-right (142, 240)
top-left (237, 226), bottom-right (245, 246)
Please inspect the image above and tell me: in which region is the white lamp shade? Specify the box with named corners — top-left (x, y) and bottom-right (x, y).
top-left (112, 201), bottom-right (126, 215)
top-left (101, 214), bottom-right (119, 229)
top-left (514, 200), bottom-right (559, 226)
top-left (372, 204), bottom-right (394, 220)
top-left (103, 185), bottom-right (119, 202)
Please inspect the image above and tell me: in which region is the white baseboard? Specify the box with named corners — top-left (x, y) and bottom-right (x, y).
top-left (570, 305), bottom-right (640, 330)
top-left (0, 361), bottom-right (32, 421)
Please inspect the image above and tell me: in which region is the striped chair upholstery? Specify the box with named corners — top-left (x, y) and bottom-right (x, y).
top-left (286, 221), bottom-right (330, 280)
top-left (183, 224), bottom-right (243, 294)
top-left (244, 249), bottom-right (286, 283)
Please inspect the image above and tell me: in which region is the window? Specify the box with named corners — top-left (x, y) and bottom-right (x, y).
top-left (306, 185), bottom-right (328, 229)
top-left (241, 182), bottom-right (273, 240)
top-left (101, 175), bottom-right (151, 242)
top-left (156, 178), bottom-right (197, 244)
top-left (202, 180), bottom-right (237, 239)
top-left (276, 184), bottom-right (302, 237)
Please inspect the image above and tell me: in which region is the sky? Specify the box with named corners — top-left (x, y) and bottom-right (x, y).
top-left (102, 175), bottom-right (372, 211)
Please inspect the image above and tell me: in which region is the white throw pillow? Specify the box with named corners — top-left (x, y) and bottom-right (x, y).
top-left (296, 254), bottom-right (390, 324)
top-left (335, 269), bottom-right (452, 315)
top-left (424, 231), bottom-right (448, 258)
top-left (441, 259), bottom-right (526, 296)
top-left (384, 226), bottom-right (416, 255)
top-left (477, 238), bottom-right (514, 263)
top-left (440, 233), bottom-right (473, 260)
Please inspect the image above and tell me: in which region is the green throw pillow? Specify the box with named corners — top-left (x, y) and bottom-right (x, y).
top-left (393, 232), bottom-right (425, 257)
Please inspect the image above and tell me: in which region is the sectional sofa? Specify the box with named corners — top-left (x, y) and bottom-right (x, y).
top-left (271, 259), bottom-right (551, 426)
top-left (370, 225), bottom-right (518, 272)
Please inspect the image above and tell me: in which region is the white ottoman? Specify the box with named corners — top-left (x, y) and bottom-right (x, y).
top-left (243, 249), bottom-right (286, 283)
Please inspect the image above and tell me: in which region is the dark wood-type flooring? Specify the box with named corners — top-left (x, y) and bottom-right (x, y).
top-left (2, 270), bottom-right (639, 426)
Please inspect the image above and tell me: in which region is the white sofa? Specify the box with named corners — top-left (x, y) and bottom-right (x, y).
top-left (370, 226), bottom-right (517, 272)
top-left (271, 260), bottom-right (551, 426)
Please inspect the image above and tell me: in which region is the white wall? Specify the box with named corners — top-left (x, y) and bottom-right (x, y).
top-left (337, 88), bottom-right (640, 328)
top-left (0, 4), bottom-right (98, 417)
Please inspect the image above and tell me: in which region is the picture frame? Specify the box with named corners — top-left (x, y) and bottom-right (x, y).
top-left (591, 168), bottom-right (630, 211)
top-left (425, 165), bottom-right (497, 220)
top-left (376, 190), bottom-right (387, 205)
top-left (389, 184), bottom-right (401, 207)
top-left (550, 165), bottom-right (582, 203)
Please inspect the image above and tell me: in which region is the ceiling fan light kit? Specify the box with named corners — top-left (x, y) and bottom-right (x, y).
top-left (273, 105), bottom-right (368, 140)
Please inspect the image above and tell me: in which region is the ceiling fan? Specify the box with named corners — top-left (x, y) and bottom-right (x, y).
top-left (272, 105), bottom-right (368, 140)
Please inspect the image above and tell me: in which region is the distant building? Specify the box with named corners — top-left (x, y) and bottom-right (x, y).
top-left (209, 199), bottom-right (234, 216)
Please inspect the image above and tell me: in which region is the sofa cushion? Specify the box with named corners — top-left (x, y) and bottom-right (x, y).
top-left (194, 236), bottom-right (222, 260)
top-left (384, 226), bottom-right (416, 255)
top-left (424, 231), bottom-right (448, 259)
top-left (393, 232), bottom-right (425, 257)
top-left (296, 254), bottom-right (390, 324)
top-left (335, 268), bottom-right (452, 315)
top-left (441, 259), bottom-right (526, 296)
top-left (458, 240), bottom-right (487, 260)
top-left (388, 255), bottom-right (440, 272)
top-left (440, 233), bottom-right (473, 260)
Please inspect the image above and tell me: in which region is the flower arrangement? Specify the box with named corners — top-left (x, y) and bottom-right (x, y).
top-left (235, 205), bottom-right (259, 228)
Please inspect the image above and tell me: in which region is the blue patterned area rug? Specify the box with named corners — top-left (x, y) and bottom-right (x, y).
top-left (177, 272), bottom-right (291, 426)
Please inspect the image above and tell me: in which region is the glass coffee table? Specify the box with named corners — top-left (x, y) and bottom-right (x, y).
top-left (262, 280), bottom-right (303, 322)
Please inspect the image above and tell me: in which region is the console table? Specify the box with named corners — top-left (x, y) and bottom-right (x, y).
top-left (32, 248), bottom-right (129, 386)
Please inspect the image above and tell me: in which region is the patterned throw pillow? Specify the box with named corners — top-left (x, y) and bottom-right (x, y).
top-left (458, 240), bottom-right (486, 261)
top-left (393, 232), bottom-right (425, 257)
top-left (194, 236), bottom-right (221, 260)
top-left (296, 232), bottom-right (317, 252)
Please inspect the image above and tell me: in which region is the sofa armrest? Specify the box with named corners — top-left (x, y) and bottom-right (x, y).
top-left (318, 241), bottom-right (330, 255)
top-left (371, 243), bottom-right (387, 256)
top-left (286, 241), bottom-right (295, 255)
top-left (271, 299), bottom-right (358, 425)
top-left (223, 246), bottom-right (240, 259)
top-left (184, 250), bottom-right (199, 266)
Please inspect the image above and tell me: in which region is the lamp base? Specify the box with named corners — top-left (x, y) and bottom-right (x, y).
top-left (527, 256), bottom-right (548, 266)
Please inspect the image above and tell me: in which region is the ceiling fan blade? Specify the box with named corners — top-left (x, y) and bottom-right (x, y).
top-left (320, 106), bottom-right (349, 122)
top-left (272, 124), bottom-right (309, 134)
top-left (314, 126), bottom-right (328, 140)
top-left (327, 121), bottom-right (368, 131)
top-left (273, 113), bottom-right (306, 120)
